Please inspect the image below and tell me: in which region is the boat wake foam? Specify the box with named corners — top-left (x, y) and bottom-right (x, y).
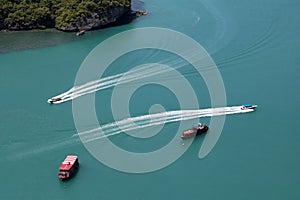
top-left (47, 51), bottom-right (211, 104)
top-left (74, 106), bottom-right (253, 143)
top-left (7, 105), bottom-right (253, 160)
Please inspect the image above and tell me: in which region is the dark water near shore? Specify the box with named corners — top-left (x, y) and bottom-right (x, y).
top-left (1, 0), bottom-right (300, 199)
top-left (0, 29), bottom-right (77, 53)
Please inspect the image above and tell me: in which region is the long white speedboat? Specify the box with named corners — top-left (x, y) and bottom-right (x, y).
top-left (47, 97), bottom-right (62, 104)
top-left (241, 104), bottom-right (258, 110)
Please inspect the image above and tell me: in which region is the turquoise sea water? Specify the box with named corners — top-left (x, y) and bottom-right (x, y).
top-left (1, 0), bottom-right (300, 199)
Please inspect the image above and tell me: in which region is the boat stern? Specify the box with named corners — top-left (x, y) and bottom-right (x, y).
top-left (58, 171), bottom-right (70, 179)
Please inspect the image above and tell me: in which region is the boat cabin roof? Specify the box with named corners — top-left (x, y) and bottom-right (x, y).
top-left (59, 155), bottom-right (78, 171)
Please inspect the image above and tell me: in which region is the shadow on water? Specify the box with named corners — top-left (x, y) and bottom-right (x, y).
top-left (58, 173), bottom-right (79, 189)
top-left (0, 29), bottom-right (78, 53)
top-left (0, 20), bottom-right (133, 54)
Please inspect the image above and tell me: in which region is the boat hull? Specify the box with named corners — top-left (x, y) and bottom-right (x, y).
top-left (58, 156), bottom-right (79, 180)
top-left (181, 125), bottom-right (209, 139)
top-left (58, 162), bottom-right (79, 180)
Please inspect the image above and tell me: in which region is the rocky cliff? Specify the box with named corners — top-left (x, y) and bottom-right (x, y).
top-left (57, 6), bottom-right (131, 31)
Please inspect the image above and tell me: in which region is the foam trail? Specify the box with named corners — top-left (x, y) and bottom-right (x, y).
top-left (51, 63), bottom-right (178, 103)
top-left (8, 105), bottom-right (254, 160)
top-left (47, 50), bottom-right (203, 104)
top-left (52, 65), bottom-right (157, 99)
top-left (75, 106), bottom-right (254, 143)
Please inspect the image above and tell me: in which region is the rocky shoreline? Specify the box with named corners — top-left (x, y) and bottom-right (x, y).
top-left (61, 9), bottom-right (148, 33)
top-left (57, 7), bottom-right (131, 32)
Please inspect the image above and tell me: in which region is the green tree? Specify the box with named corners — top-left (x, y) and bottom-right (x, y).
top-left (0, 0), bottom-right (131, 30)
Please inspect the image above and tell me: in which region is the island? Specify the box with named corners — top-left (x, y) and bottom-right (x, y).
top-left (0, 0), bottom-right (147, 32)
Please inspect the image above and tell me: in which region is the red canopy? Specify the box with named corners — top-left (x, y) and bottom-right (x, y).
top-left (59, 155), bottom-right (77, 171)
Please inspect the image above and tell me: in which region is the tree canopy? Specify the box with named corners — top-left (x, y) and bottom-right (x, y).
top-left (0, 0), bottom-right (131, 30)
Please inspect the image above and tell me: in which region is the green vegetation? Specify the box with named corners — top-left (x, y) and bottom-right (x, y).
top-left (0, 0), bottom-right (131, 31)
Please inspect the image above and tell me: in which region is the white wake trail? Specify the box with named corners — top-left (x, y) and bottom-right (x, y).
top-left (9, 105), bottom-right (255, 160)
top-left (75, 106), bottom-right (254, 143)
top-left (47, 53), bottom-right (199, 104)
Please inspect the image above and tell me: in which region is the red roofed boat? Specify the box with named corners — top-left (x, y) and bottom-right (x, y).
top-left (58, 155), bottom-right (79, 180)
top-left (181, 123), bottom-right (209, 139)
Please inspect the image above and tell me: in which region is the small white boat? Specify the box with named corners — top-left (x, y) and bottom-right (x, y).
top-left (241, 104), bottom-right (258, 110)
top-left (76, 30), bottom-right (85, 36)
top-left (47, 97), bottom-right (62, 104)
